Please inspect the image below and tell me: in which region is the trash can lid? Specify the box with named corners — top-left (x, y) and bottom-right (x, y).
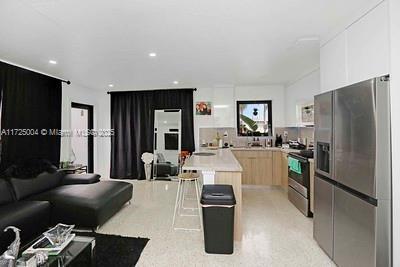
top-left (200, 184), bottom-right (236, 206)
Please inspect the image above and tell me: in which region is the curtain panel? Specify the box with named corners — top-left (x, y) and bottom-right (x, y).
top-left (0, 61), bottom-right (62, 171)
top-left (110, 89), bottom-right (195, 179)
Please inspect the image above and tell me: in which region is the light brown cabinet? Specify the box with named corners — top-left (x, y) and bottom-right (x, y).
top-left (232, 150), bottom-right (300, 189)
top-left (281, 152), bottom-right (289, 190)
top-left (232, 150), bottom-right (273, 185)
top-left (272, 151), bottom-right (282, 185)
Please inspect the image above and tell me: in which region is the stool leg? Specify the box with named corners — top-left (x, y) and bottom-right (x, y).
top-left (172, 179), bottom-right (182, 227)
top-left (182, 180), bottom-right (195, 209)
top-left (179, 180), bottom-right (186, 214)
top-left (194, 178), bottom-right (202, 230)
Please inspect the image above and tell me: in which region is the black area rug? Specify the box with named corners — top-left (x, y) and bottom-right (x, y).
top-left (79, 232), bottom-right (149, 267)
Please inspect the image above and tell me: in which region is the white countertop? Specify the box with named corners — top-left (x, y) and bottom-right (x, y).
top-left (182, 147), bottom-right (314, 172)
top-left (230, 147), bottom-right (301, 153)
top-left (183, 148), bottom-right (243, 172)
top-left (230, 147), bottom-right (315, 162)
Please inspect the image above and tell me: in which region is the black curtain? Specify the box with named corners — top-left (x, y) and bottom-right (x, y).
top-left (110, 89), bottom-right (195, 179)
top-left (0, 61), bottom-right (62, 170)
top-left (110, 91), bottom-right (155, 179)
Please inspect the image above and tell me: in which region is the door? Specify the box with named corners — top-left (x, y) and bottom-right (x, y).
top-left (314, 92), bottom-right (333, 178)
top-left (333, 187), bottom-right (376, 267)
top-left (71, 103), bottom-right (94, 173)
top-left (272, 151), bottom-right (282, 185)
top-left (313, 176), bottom-right (334, 258)
top-left (334, 79), bottom-right (376, 197)
top-left (253, 157), bottom-right (272, 185)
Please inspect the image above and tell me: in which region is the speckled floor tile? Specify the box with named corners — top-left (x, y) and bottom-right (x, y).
top-left (99, 180), bottom-right (335, 267)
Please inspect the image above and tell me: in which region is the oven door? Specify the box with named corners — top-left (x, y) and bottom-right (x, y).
top-left (288, 154), bottom-right (310, 189)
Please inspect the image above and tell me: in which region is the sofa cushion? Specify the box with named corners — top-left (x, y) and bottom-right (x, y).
top-left (9, 170), bottom-right (64, 200)
top-left (62, 173), bottom-right (101, 185)
top-left (0, 179), bottom-right (14, 205)
top-left (0, 201), bottom-right (51, 252)
top-left (30, 181), bottom-right (133, 227)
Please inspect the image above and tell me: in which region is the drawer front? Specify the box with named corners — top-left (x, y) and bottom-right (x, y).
top-left (233, 150), bottom-right (272, 159)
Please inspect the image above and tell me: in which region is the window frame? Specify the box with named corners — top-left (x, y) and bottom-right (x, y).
top-left (236, 100), bottom-right (273, 137)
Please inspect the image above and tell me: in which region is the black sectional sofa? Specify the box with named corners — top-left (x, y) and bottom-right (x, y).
top-left (0, 169), bottom-right (132, 251)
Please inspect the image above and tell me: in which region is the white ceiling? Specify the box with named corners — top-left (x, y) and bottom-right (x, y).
top-left (0, 0), bottom-right (379, 91)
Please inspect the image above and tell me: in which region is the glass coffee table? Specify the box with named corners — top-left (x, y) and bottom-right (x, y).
top-left (19, 235), bottom-right (95, 267)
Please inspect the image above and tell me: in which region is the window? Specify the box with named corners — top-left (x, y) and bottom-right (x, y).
top-left (237, 100), bottom-right (272, 136)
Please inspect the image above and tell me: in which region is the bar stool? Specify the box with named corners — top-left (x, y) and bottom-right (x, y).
top-left (172, 172), bottom-right (202, 231)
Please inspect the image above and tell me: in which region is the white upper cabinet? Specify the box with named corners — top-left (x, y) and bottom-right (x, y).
top-left (320, 1), bottom-right (389, 92)
top-left (213, 86), bottom-right (235, 127)
top-left (320, 32), bottom-right (347, 92)
top-left (346, 1), bottom-right (389, 84)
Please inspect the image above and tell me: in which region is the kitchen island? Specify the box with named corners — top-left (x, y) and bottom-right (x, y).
top-left (183, 148), bottom-right (243, 241)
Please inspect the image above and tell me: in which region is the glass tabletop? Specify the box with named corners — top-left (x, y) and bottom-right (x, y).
top-left (20, 235), bottom-right (95, 267)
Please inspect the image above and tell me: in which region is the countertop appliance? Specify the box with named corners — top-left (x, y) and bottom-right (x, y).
top-left (313, 75), bottom-right (391, 267)
top-left (288, 140), bottom-right (306, 150)
top-left (287, 152), bottom-right (311, 217)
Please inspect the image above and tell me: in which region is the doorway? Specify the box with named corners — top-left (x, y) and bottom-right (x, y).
top-left (71, 102), bottom-right (94, 173)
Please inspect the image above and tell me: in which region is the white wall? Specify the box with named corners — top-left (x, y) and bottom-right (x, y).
top-left (61, 83), bottom-right (110, 178)
top-left (389, 0), bottom-right (400, 265)
top-left (193, 85), bottom-right (285, 148)
top-left (284, 70), bottom-right (320, 126)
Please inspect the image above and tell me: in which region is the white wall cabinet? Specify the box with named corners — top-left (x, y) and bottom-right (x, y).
top-left (213, 86), bottom-right (235, 127)
top-left (320, 1), bottom-right (389, 93)
top-left (320, 32), bottom-right (347, 93)
top-left (346, 1), bottom-right (389, 84)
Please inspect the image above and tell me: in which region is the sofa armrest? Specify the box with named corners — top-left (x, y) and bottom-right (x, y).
top-left (62, 173), bottom-right (101, 185)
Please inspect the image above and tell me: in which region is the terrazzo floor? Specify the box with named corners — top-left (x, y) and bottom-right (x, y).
top-left (99, 180), bottom-right (335, 267)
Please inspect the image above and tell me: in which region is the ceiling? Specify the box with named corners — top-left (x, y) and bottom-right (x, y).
top-left (0, 0), bottom-right (379, 91)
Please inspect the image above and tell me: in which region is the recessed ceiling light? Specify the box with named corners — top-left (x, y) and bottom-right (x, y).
top-left (49, 60), bottom-right (57, 65)
top-left (294, 36), bottom-right (320, 45)
top-left (149, 52), bottom-right (157, 57)
top-left (108, 84), bottom-right (114, 88)
top-left (173, 81), bottom-right (179, 85)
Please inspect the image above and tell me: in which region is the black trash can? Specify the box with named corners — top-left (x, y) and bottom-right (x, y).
top-left (200, 184), bottom-right (236, 254)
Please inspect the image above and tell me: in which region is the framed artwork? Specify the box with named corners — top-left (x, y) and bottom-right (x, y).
top-left (196, 101), bottom-right (212, 115)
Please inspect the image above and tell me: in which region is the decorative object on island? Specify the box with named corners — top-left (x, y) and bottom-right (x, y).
top-left (0, 226), bottom-right (21, 267)
top-left (195, 101), bottom-right (212, 115)
top-left (141, 152), bottom-right (154, 181)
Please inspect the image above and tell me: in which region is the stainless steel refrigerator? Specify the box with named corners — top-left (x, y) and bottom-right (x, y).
top-left (313, 75), bottom-right (392, 267)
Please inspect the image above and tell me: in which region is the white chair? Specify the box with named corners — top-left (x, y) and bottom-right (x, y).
top-left (172, 172), bottom-right (202, 231)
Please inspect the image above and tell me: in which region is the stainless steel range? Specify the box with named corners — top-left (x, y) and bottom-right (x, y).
top-left (287, 152), bottom-right (313, 217)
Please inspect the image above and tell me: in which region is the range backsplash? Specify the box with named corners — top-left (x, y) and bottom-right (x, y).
top-left (199, 127), bottom-right (314, 147)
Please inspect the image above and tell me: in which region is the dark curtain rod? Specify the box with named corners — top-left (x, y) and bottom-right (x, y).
top-left (0, 60), bottom-right (71, 85)
top-left (107, 88), bottom-right (197, 94)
